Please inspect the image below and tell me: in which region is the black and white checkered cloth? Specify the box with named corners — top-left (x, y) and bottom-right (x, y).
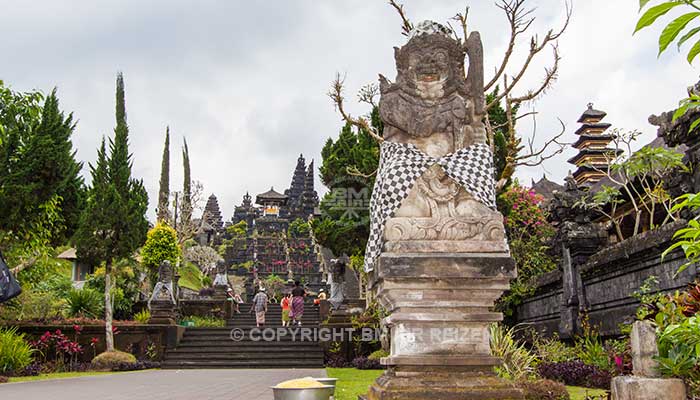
top-left (364, 141), bottom-right (496, 271)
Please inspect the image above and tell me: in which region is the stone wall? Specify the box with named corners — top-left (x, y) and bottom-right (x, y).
top-left (516, 221), bottom-right (699, 338)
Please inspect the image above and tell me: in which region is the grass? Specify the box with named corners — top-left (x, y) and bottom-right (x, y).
top-left (566, 385), bottom-right (608, 399)
top-left (178, 262), bottom-right (204, 291)
top-left (326, 368), bottom-right (382, 400)
top-left (325, 368), bottom-right (609, 400)
top-left (7, 371), bottom-right (122, 383)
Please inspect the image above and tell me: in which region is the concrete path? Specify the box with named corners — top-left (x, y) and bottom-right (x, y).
top-left (0, 368), bottom-right (327, 400)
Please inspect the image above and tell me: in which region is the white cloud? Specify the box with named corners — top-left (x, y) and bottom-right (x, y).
top-left (1, 0), bottom-right (697, 220)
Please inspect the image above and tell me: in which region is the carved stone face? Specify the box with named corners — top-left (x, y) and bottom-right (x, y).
top-left (408, 47), bottom-right (451, 100)
top-left (394, 33), bottom-right (467, 101)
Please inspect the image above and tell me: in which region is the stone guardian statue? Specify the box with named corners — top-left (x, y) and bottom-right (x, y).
top-left (363, 21), bottom-right (522, 400)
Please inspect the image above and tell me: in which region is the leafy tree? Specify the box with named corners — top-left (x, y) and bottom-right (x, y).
top-left (141, 222), bottom-right (181, 284)
top-left (226, 220), bottom-right (248, 238)
top-left (262, 274), bottom-right (286, 302)
top-left (74, 73), bottom-right (149, 352)
top-left (288, 218), bottom-right (310, 238)
top-left (636, 1), bottom-right (700, 130)
top-left (311, 107), bottom-right (381, 259)
top-left (0, 84), bottom-right (84, 244)
top-left (576, 129), bottom-right (686, 240)
top-left (157, 127), bottom-right (170, 222)
top-left (488, 87), bottom-right (520, 195)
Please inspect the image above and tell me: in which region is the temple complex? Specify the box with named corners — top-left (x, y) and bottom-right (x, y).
top-left (200, 154), bottom-right (323, 297)
top-left (567, 103), bottom-right (621, 186)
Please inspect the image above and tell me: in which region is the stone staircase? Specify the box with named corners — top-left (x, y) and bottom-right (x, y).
top-left (162, 302), bottom-right (324, 369)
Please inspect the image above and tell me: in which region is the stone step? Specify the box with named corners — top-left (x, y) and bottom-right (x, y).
top-left (161, 359), bottom-right (324, 369)
top-left (169, 345), bottom-right (323, 352)
top-left (165, 352), bottom-right (323, 360)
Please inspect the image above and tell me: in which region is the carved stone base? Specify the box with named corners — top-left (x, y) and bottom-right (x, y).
top-left (365, 370), bottom-right (522, 400)
top-left (148, 301), bottom-right (177, 325)
top-left (364, 251), bottom-right (521, 400)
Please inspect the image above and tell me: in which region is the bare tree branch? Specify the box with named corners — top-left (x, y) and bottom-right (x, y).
top-left (484, 0), bottom-right (535, 92)
top-left (347, 165), bottom-right (377, 179)
top-left (388, 0), bottom-right (413, 36)
top-left (515, 118), bottom-right (567, 167)
top-left (451, 6), bottom-right (470, 44)
top-left (357, 83), bottom-right (379, 108)
top-left (486, 1), bottom-right (571, 110)
top-left (328, 73), bottom-right (384, 143)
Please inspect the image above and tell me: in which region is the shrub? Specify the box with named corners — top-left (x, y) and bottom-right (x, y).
top-left (141, 222), bottom-right (181, 283)
top-left (351, 356), bottom-right (382, 370)
top-left (368, 349), bottom-right (389, 360)
top-left (15, 362), bottom-right (41, 377)
top-left (657, 315), bottom-right (700, 383)
top-left (185, 316), bottom-right (225, 328)
top-left (0, 290), bottom-right (67, 322)
top-left (32, 329), bottom-right (83, 371)
top-left (288, 218), bottom-right (311, 238)
top-left (490, 324), bottom-right (538, 381)
top-left (66, 288), bottom-right (104, 319)
top-left (517, 379), bottom-right (570, 400)
top-left (0, 375), bottom-right (7, 384)
top-left (0, 327), bottom-right (35, 374)
top-left (537, 361), bottom-right (611, 389)
top-left (134, 309), bottom-right (151, 324)
top-left (111, 360), bottom-right (160, 371)
top-left (92, 351), bottom-right (136, 370)
top-left (84, 259), bottom-right (141, 320)
top-left (532, 334), bottom-right (577, 365)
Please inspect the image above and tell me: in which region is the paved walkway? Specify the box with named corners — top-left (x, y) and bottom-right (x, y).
top-left (0, 369), bottom-right (326, 400)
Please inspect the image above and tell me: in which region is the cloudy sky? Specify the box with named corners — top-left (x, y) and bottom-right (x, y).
top-left (2, 0), bottom-right (698, 221)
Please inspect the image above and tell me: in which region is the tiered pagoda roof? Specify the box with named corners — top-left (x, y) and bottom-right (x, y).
top-left (202, 194), bottom-right (224, 231)
top-left (568, 103), bottom-right (622, 186)
top-left (256, 187), bottom-right (288, 206)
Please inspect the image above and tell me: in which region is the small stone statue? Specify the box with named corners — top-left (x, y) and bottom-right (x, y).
top-left (328, 258), bottom-right (347, 309)
top-left (212, 260), bottom-right (228, 287)
top-left (149, 260), bottom-right (176, 306)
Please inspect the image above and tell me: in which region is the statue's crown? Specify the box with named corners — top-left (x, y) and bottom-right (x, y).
top-left (408, 20), bottom-right (453, 39)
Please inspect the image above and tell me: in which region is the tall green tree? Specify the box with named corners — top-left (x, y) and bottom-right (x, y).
top-left (311, 107), bottom-right (381, 259)
top-left (0, 85), bottom-right (84, 242)
top-left (74, 73), bottom-right (148, 352)
top-left (157, 127), bottom-right (170, 222)
top-left (180, 137), bottom-right (192, 226)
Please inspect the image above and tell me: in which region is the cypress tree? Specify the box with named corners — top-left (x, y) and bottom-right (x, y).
top-left (181, 137), bottom-right (192, 226)
top-left (75, 73), bottom-right (149, 352)
top-left (157, 127), bottom-right (170, 222)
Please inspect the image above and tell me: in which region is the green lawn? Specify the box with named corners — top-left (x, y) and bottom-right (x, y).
top-left (326, 368), bottom-right (608, 400)
top-left (7, 370), bottom-right (142, 383)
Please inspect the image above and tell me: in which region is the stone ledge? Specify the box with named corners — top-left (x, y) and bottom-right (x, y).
top-left (611, 376), bottom-right (686, 400)
top-left (384, 312), bottom-right (503, 324)
top-left (383, 355), bottom-right (500, 366)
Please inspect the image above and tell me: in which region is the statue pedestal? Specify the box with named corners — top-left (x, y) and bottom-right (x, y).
top-left (148, 300), bottom-right (177, 325)
top-left (365, 252), bottom-right (523, 400)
